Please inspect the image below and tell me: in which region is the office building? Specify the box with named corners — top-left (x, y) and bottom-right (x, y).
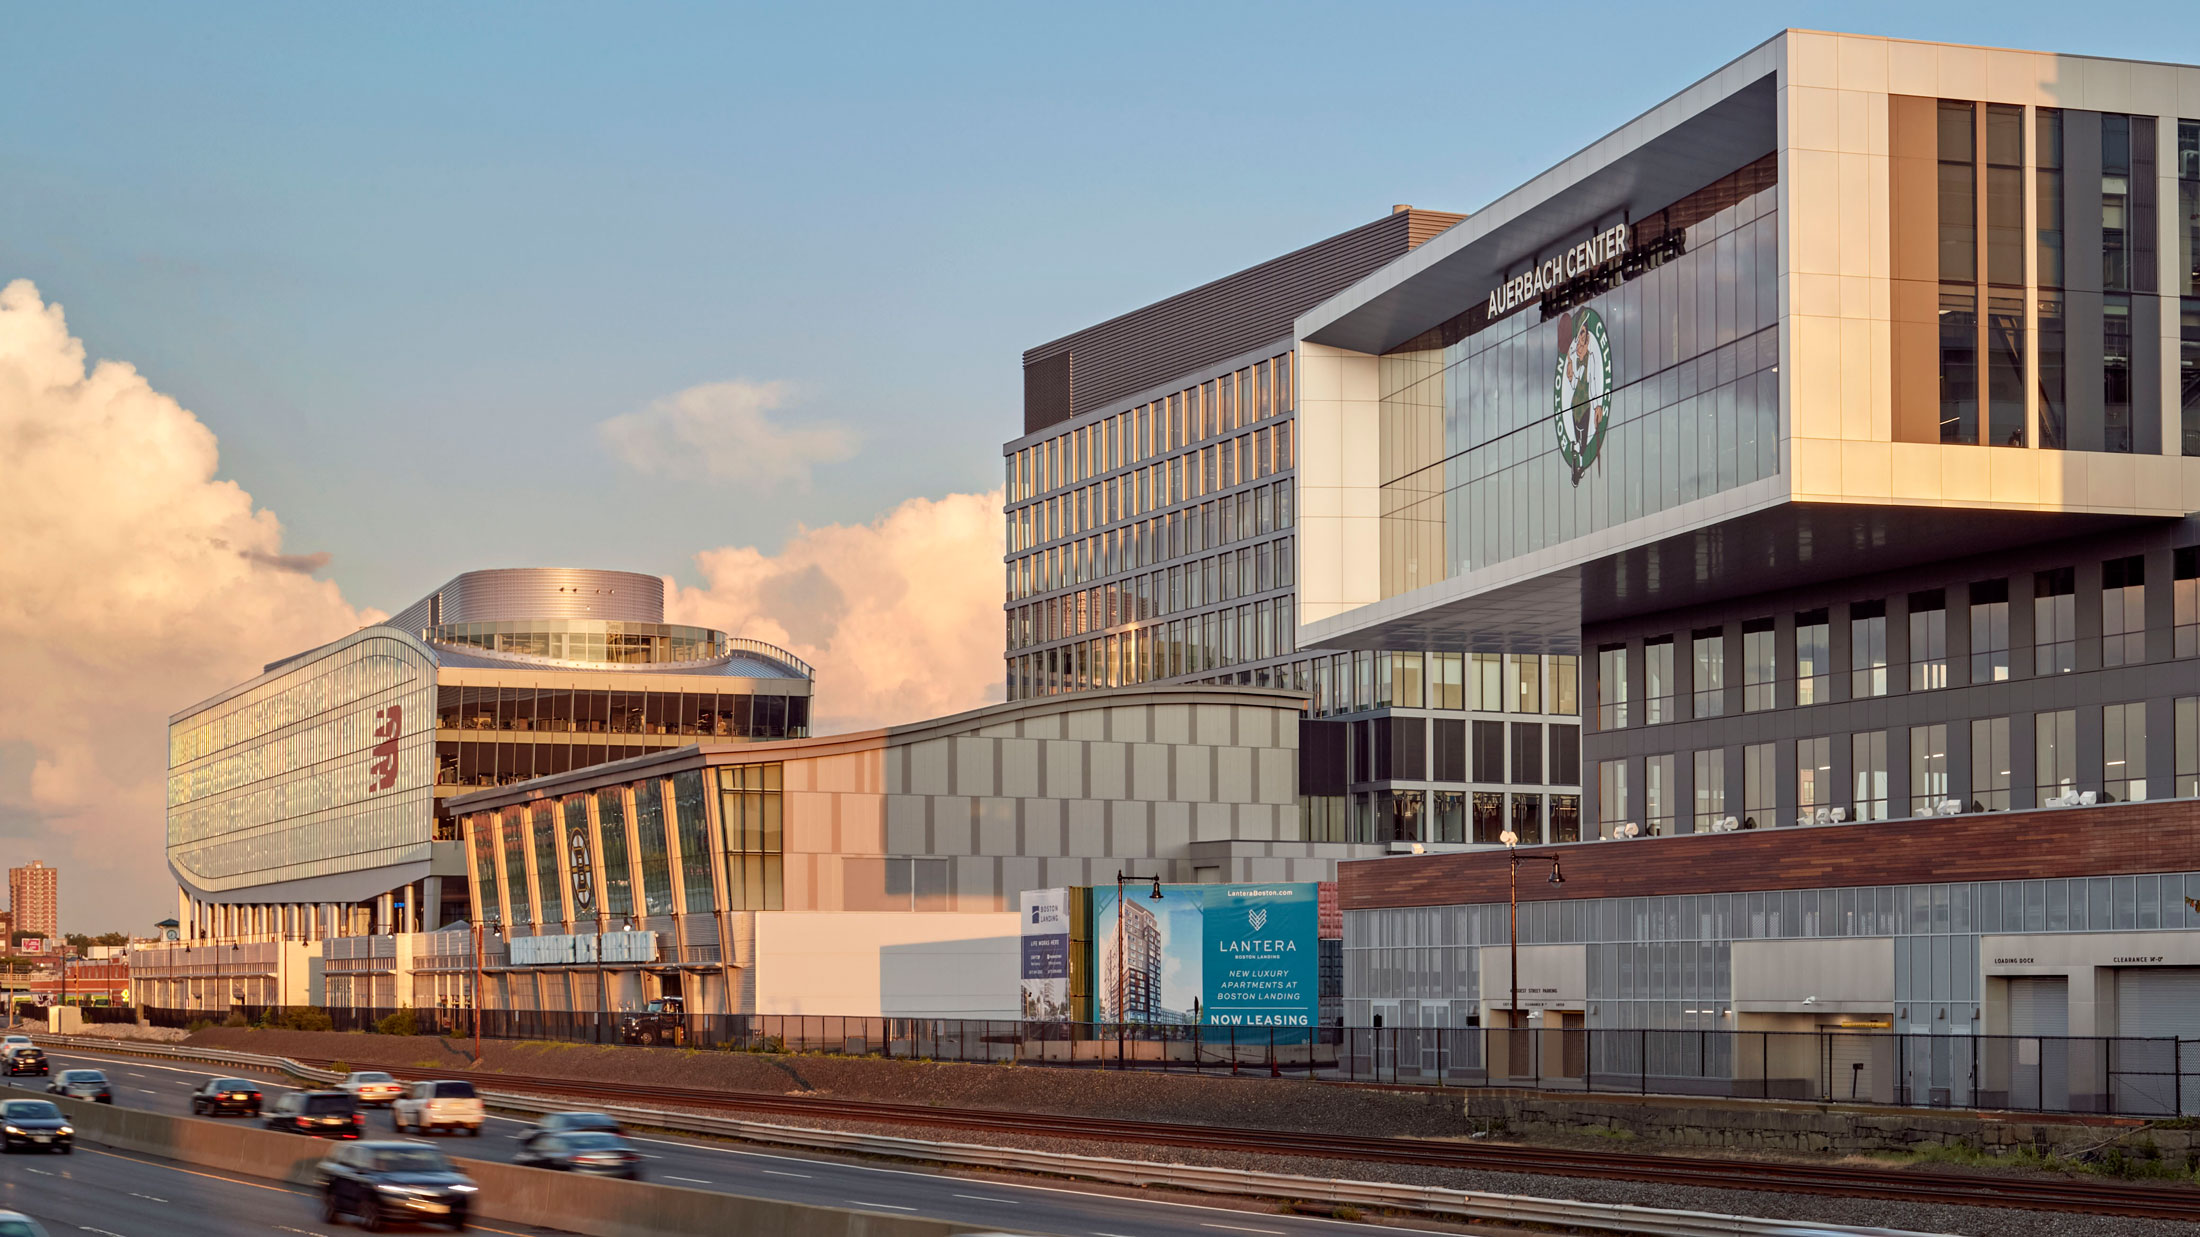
top-left (141, 567), bottom-right (812, 1008)
top-left (9, 863), bottom-right (56, 941)
top-left (1004, 208), bottom-right (1587, 852)
top-left (1292, 30), bottom-right (2200, 1064)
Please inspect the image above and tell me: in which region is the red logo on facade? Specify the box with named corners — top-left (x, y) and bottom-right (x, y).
top-left (369, 705), bottom-right (403, 792)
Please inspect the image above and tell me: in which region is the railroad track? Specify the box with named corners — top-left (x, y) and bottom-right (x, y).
top-left (267, 1050), bottom-right (2200, 1223)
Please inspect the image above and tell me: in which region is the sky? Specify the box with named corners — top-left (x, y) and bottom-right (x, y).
top-left (3, 3), bottom-right (2196, 930)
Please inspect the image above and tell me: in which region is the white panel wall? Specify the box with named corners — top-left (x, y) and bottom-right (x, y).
top-left (753, 912), bottom-right (1020, 1019)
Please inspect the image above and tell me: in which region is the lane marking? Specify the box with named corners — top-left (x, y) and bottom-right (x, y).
top-left (954, 1194), bottom-right (1018, 1204)
top-left (860, 1203), bottom-right (918, 1211)
top-left (24, 1167), bottom-right (55, 1177)
top-left (77, 1228), bottom-right (128, 1237)
top-left (128, 1192), bottom-right (168, 1202)
top-left (665, 1175), bottom-right (711, 1184)
top-left (136, 1089), bottom-right (160, 1095)
top-left (1201, 1227), bottom-right (1285, 1235)
top-left (761, 1169), bottom-right (811, 1178)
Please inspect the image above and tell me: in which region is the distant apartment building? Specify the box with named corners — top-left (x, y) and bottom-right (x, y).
top-left (1003, 209), bottom-right (1588, 851)
top-left (9, 862), bottom-right (57, 940)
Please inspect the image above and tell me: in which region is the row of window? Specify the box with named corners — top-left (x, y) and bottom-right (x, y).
top-left (1345, 716), bottom-right (1582, 786)
top-left (1009, 424), bottom-right (1294, 553)
top-left (1006, 354), bottom-right (1292, 505)
top-left (1322, 651), bottom-right (1580, 718)
top-left (1595, 699), bottom-right (2198, 835)
top-left (1596, 552), bottom-right (2200, 729)
top-left (1008, 535), bottom-right (1294, 650)
top-left (1008, 480), bottom-right (1293, 604)
top-left (463, 765), bottom-right (786, 928)
top-left (1306, 790), bottom-right (1584, 847)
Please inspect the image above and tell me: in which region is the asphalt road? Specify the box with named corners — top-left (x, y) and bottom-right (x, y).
top-left (0, 1136), bottom-right (565, 1237)
top-left (19, 1044), bottom-right (1470, 1237)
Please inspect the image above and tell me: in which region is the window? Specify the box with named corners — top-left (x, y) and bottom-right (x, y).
top-left (634, 779), bottom-right (674, 917)
top-left (1596, 645), bottom-right (1628, 729)
top-left (1551, 795), bottom-right (1581, 843)
top-left (1429, 791), bottom-right (1465, 844)
top-left (1509, 793), bottom-right (1543, 845)
top-left (1970, 579), bottom-right (2010, 682)
top-left (1645, 754), bottom-right (1675, 836)
top-left (672, 770), bottom-right (714, 914)
top-left (1797, 737), bottom-right (1832, 825)
top-left (1379, 792), bottom-right (1422, 843)
top-left (470, 815), bottom-right (503, 925)
top-left (1795, 611), bottom-right (1830, 705)
top-left (1547, 724), bottom-right (1580, 786)
top-left (2038, 108), bottom-right (2065, 291)
top-left (1911, 724), bottom-right (1949, 816)
top-left (595, 790), bottom-right (631, 917)
top-left (1850, 601), bottom-right (1888, 698)
top-left (1644, 638), bottom-right (1675, 724)
top-left (712, 765), bottom-right (783, 911)
top-left (2102, 555), bottom-right (2146, 667)
top-left (1598, 761), bottom-right (1629, 838)
top-left (2180, 697), bottom-right (2200, 798)
top-left (1742, 620), bottom-right (1776, 712)
top-left (1471, 791), bottom-right (1504, 845)
top-left (499, 808), bottom-right (531, 926)
top-left (530, 803), bottom-right (562, 923)
top-left (1693, 749), bottom-right (1727, 832)
top-left (1506, 654), bottom-right (1541, 713)
top-left (2035, 568), bottom-right (2076, 674)
top-left (2184, 120), bottom-right (2200, 298)
top-left (1691, 629), bottom-right (1725, 718)
top-left (1851, 731), bottom-right (1888, 822)
top-left (1909, 591), bottom-right (1947, 690)
top-left (1430, 652), bottom-right (1464, 710)
top-left (1391, 653), bottom-right (1424, 708)
top-left (1550, 655), bottom-right (1578, 716)
top-left (1510, 722), bottom-right (1542, 784)
top-left (1470, 653), bottom-right (1503, 712)
top-left (1972, 717), bottom-right (2013, 811)
top-left (1471, 721), bottom-right (1505, 783)
top-left (1743, 743), bottom-right (1776, 829)
top-left (2036, 709), bottom-right (2077, 804)
top-left (1939, 101), bottom-right (1979, 444)
top-left (2104, 702), bottom-right (2147, 803)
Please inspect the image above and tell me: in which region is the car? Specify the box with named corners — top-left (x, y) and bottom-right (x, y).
top-left (263, 1090), bottom-right (363, 1139)
top-left (514, 1110), bottom-right (622, 1143)
top-left (316, 1140), bottom-right (477, 1231)
top-left (190, 1077), bottom-right (264, 1117)
top-left (392, 1080), bottom-right (483, 1137)
top-left (3, 1048), bottom-right (47, 1078)
top-left (338, 1071), bottom-right (404, 1107)
top-left (45, 1070), bottom-right (110, 1103)
top-left (0, 1036), bottom-right (31, 1052)
top-left (0, 1099), bottom-right (72, 1154)
top-left (0, 1209), bottom-right (51, 1236)
top-left (512, 1130), bottom-right (642, 1178)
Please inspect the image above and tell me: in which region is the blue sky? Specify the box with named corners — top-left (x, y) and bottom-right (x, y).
top-left (6, 3), bottom-right (2196, 608)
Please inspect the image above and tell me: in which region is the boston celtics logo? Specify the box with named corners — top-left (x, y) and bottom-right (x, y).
top-left (1552, 307), bottom-right (1612, 486)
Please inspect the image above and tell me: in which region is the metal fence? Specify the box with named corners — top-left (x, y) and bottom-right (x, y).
top-left (132, 1005), bottom-right (2200, 1118)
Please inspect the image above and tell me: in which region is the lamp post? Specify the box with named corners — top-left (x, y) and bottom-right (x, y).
top-left (1112, 870), bottom-right (1163, 1067)
top-left (1498, 830), bottom-right (1563, 1043)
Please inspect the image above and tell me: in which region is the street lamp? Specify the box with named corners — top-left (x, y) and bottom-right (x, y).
top-left (1499, 830), bottom-right (1563, 1038)
top-left (1112, 870), bottom-right (1163, 1066)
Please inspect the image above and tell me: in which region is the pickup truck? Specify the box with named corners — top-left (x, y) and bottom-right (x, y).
top-left (618, 998), bottom-right (686, 1046)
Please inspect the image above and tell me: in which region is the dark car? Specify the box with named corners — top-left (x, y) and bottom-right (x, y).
top-left (264, 1089), bottom-right (362, 1139)
top-left (512, 1130), bottom-right (642, 1179)
top-left (191, 1077), bottom-right (263, 1117)
top-left (3, 1048), bottom-right (47, 1078)
top-left (0, 1099), bottom-right (72, 1154)
top-left (618, 996), bottom-right (686, 1046)
top-left (514, 1111), bottom-right (621, 1142)
top-left (45, 1070), bottom-right (110, 1103)
top-left (317, 1140), bottom-right (476, 1231)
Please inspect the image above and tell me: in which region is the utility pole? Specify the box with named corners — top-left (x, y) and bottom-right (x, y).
top-left (472, 921), bottom-right (484, 1065)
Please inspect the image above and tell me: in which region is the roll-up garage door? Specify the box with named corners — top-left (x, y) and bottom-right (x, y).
top-left (2005, 977), bottom-right (2068, 1111)
top-left (2115, 968), bottom-right (2200, 1115)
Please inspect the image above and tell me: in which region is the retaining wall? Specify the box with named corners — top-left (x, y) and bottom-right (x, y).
top-left (47, 1095), bottom-right (983, 1237)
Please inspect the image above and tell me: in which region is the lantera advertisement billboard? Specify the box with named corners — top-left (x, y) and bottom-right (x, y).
top-left (1092, 882), bottom-right (1318, 1028)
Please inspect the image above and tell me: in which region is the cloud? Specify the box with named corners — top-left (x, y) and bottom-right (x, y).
top-left (597, 379), bottom-right (858, 488)
top-left (665, 489), bottom-right (1005, 733)
top-left (0, 280), bottom-right (376, 931)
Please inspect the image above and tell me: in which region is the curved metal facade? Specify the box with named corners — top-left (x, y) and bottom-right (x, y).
top-left (386, 568), bottom-right (666, 634)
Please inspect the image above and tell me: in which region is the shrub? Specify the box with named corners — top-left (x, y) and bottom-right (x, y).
top-left (184, 1019), bottom-right (213, 1034)
top-left (222, 1012), bottom-right (250, 1029)
top-left (280, 1006), bottom-right (333, 1033)
top-left (376, 1007), bottom-right (419, 1037)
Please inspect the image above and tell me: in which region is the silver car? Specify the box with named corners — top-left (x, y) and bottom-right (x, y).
top-left (0, 1211), bottom-right (50, 1237)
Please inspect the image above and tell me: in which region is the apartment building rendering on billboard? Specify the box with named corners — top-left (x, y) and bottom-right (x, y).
top-left (1301, 30), bottom-right (2200, 1069)
top-left (1004, 208), bottom-right (1588, 854)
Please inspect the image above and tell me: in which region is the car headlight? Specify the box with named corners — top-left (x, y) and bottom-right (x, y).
top-left (449, 1184), bottom-right (477, 1194)
top-left (2, 1126), bottom-right (20, 1135)
top-left (57, 1127), bottom-right (70, 1136)
top-left (375, 1183), bottom-right (421, 1195)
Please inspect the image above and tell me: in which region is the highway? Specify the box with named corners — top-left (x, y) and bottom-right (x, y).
top-left (15, 1044), bottom-right (1471, 1237)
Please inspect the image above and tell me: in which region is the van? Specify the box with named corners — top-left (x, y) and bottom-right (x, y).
top-left (392, 1080), bottom-right (484, 1136)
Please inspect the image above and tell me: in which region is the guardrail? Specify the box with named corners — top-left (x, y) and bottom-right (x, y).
top-left (41, 1034), bottom-right (1949, 1237)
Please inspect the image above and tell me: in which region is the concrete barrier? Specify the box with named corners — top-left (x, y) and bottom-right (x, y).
top-left (44, 1096), bottom-right (985, 1237)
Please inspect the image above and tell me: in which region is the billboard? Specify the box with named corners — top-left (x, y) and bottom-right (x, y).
top-left (1091, 882), bottom-right (1318, 1028)
top-left (1019, 887), bottom-right (1071, 1021)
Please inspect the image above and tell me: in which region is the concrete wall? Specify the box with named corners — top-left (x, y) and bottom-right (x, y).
top-left (1732, 937), bottom-right (1893, 1016)
top-left (755, 911), bottom-right (1020, 1018)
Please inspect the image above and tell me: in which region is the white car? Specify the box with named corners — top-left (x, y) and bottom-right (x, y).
top-left (0, 1209), bottom-right (50, 1237)
top-left (392, 1080), bottom-right (483, 1136)
top-left (336, 1071), bottom-right (403, 1107)
top-left (0, 1036), bottom-right (31, 1052)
